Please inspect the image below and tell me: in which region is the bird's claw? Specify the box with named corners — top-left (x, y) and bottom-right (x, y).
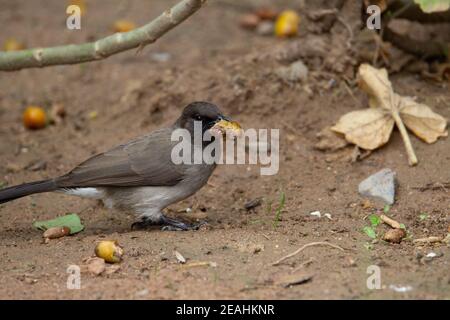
top-left (160, 216), bottom-right (206, 231)
top-left (131, 215), bottom-right (207, 231)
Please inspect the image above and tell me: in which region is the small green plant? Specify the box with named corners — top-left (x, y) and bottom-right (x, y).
top-left (363, 214), bottom-right (381, 239)
top-left (266, 199), bottom-right (272, 216)
top-left (272, 191), bottom-right (286, 228)
top-left (363, 226), bottom-right (377, 239)
top-left (248, 219), bottom-right (265, 225)
top-left (369, 214), bottom-right (381, 227)
top-left (419, 212), bottom-right (429, 221)
top-left (383, 204), bottom-right (391, 214)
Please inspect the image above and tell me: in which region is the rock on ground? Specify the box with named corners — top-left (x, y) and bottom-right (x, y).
top-left (358, 168), bottom-right (396, 205)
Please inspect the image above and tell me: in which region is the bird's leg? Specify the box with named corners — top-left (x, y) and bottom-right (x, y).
top-left (131, 215), bottom-right (205, 231)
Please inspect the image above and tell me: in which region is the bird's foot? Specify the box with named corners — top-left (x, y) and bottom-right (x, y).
top-left (160, 216), bottom-right (206, 231)
top-left (131, 215), bottom-right (206, 231)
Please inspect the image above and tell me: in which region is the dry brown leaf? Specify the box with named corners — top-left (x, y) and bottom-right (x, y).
top-left (399, 98), bottom-right (448, 143)
top-left (331, 64), bottom-right (448, 165)
top-left (315, 127), bottom-right (348, 151)
top-left (331, 108), bottom-right (394, 150)
top-left (358, 64), bottom-right (393, 110)
top-left (174, 250), bottom-right (186, 264)
top-left (85, 257), bottom-right (106, 276)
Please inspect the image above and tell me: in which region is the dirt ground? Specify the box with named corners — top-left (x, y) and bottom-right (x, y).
top-left (0, 0), bottom-right (449, 299)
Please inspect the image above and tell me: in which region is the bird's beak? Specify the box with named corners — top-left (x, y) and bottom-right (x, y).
top-left (210, 116), bottom-right (243, 137)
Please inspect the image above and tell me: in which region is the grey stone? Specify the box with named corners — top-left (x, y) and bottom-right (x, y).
top-left (358, 168), bottom-right (396, 205)
top-left (256, 21), bottom-right (274, 36)
top-left (276, 60), bottom-right (309, 83)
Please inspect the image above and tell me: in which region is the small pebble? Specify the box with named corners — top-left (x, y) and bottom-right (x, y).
top-left (256, 21), bottom-right (274, 36)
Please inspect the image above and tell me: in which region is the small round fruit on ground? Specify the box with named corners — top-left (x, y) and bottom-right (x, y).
top-left (95, 240), bottom-right (123, 263)
top-left (113, 20), bottom-right (136, 33)
top-left (275, 10), bottom-right (300, 37)
top-left (4, 38), bottom-right (24, 51)
top-left (23, 106), bottom-right (47, 130)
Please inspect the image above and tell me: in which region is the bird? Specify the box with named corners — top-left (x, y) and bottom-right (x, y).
top-left (0, 102), bottom-right (241, 231)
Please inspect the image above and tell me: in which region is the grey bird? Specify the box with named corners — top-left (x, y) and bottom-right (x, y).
top-left (0, 102), bottom-right (241, 231)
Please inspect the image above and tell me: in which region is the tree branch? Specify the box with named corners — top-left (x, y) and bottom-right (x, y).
top-left (0, 0), bottom-right (207, 72)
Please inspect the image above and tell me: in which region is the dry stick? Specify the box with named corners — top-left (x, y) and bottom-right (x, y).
top-left (390, 98), bottom-right (418, 166)
top-left (380, 214), bottom-right (402, 229)
top-left (272, 242), bottom-right (344, 266)
top-left (0, 0), bottom-right (206, 71)
top-left (375, 70), bottom-right (418, 166)
top-left (413, 236), bottom-right (443, 244)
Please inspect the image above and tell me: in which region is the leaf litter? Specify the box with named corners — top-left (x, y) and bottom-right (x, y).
top-left (331, 64), bottom-right (448, 166)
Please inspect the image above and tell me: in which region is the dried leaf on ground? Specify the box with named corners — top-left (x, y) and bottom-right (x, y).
top-left (331, 108), bottom-right (394, 150)
top-left (174, 250), bottom-right (186, 264)
top-left (400, 99), bottom-right (448, 143)
top-left (85, 257), bottom-right (106, 276)
top-left (331, 64), bottom-right (448, 165)
top-left (315, 127), bottom-right (348, 152)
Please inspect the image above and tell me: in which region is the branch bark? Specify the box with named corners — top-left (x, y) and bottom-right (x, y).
top-left (0, 0), bottom-right (207, 72)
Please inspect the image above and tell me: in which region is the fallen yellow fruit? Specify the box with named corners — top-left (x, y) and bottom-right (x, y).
top-left (95, 240), bottom-right (123, 263)
top-left (4, 38), bottom-right (24, 51)
top-left (274, 10), bottom-right (300, 37)
top-left (113, 20), bottom-right (136, 33)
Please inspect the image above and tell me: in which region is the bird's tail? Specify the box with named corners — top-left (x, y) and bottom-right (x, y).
top-left (0, 179), bottom-right (57, 204)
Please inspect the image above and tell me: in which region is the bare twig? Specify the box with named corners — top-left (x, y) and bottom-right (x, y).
top-left (380, 214), bottom-right (402, 229)
top-left (272, 241), bottom-right (344, 266)
top-left (413, 236), bottom-right (443, 244)
top-left (412, 182), bottom-right (450, 192)
top-left (374, 70), bottom-right (418, 166)
top-left (291, 257), bottom-right (315, 273)
top-left (0, 0), bottom-right (206, 71)
top-left (336, 16), bottom-right (353, 49)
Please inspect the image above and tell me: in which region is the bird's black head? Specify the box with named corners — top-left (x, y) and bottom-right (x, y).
top-left (176, 101), bottom-right (229, 134)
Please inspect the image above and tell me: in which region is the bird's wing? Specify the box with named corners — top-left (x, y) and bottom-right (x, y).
top-left (57, 128), bottom-right (186, 187)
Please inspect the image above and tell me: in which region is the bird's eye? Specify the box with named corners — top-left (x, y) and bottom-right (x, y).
top-left (195, 115), bottom-right (202, 121)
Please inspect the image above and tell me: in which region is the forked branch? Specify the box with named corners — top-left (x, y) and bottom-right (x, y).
top-left (0, 0), bottom-right (207, 71)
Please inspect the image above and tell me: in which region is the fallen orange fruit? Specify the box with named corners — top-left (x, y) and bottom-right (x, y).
top-left (23, 106), bottom-right (47, 130)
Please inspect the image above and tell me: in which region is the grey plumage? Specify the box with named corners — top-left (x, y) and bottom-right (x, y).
top-left (0, 102), bottom-right (231, 231)
top-left (57, 128), bottom-right (188, 188)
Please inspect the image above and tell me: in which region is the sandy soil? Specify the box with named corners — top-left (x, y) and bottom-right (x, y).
top-left (0, 0), bottom-right (449, 299)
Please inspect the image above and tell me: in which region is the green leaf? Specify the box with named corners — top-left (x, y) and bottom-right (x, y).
top-left (369, 214), bottom-right (381, 227)
top-left (383, 204), bottom-right (391, 214)
top-left (414, 0), bottom-right (450, 13)
top-left (399, 223), bottom-right (406, 230)
top-left (419, 213), bottom-right (428, 221)
top-left (33, 213), bottom-right (84, 234)
top-left (363, 226), bottom-right (377, 239)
